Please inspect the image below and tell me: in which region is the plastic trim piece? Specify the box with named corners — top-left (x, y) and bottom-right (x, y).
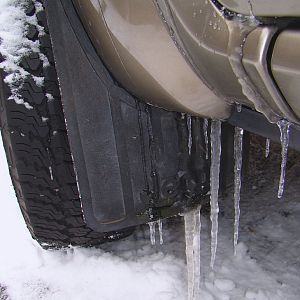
top-left (242, 27), bottom-right (299, 124)
top-left (228, 108), bottom-right (300, 151)
top-left (218, 0), bottom-right (300, 17)
top-left (272, 29), bottom-right (300, 120)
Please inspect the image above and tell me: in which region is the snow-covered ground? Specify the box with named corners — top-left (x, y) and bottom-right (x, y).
top-left (1, 137), bottom-right (300, 300)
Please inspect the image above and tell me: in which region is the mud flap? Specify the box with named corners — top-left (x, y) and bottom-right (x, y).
top-left (44, 0), bottom-right (209, 232)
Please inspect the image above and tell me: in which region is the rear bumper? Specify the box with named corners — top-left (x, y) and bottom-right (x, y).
top-left (71, 0), bottom-right (231, 120)
top-left (73, 0), bottom-right (300, 126)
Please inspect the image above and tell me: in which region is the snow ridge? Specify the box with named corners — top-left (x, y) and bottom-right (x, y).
top-left (0, 0), bottom-right (46, 109)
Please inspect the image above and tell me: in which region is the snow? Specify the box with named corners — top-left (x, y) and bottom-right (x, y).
top-left (1, 136), bottom-right (300, 299)
top-left (46, 93), bottom-right (54, 102)
top-left (0, 138), bottom-right (186, 300)
top-left (213, 279), bottom-right (235, 292)
top-left (0, 0), bottom-right (41, 109)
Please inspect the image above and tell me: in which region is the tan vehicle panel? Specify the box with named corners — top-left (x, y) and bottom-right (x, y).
top-left (242, 27), bottom-right (299, 124)
top-left (156, 0), bottom-right (298, 123)
top-left (73, 0), bottom-right (231, 119)
top-left (272, 30), bottom-right (300, 119)
top-left (164, 0), bottom-right (247, 102)
top-left (73, 0), bottom-right (300, 125)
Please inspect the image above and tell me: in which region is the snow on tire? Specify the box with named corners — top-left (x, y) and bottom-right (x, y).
top-left (0, 0), bottom-right (125, 248)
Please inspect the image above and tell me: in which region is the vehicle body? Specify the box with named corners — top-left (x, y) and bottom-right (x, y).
top-left (1, 0), bottom-right (300, 247)
top-left (72, 0), bottom-right (300, 124)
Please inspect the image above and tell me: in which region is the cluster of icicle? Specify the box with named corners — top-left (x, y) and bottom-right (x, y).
top-left (147, 111), bottom-right (292, 300)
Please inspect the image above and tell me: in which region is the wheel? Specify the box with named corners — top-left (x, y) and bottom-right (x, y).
top-left (0, 0), bottom-right (127, 249)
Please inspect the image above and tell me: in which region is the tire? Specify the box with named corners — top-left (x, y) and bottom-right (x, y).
top-left (0, 0), bottom-right (127, 249)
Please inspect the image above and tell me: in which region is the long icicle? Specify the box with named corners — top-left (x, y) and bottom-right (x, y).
top-left (234, 127), bottom-right (244, 255)
top-left (184, 207), bottom-right (201, 300)
top-left (265, 138), bottom-right (270, 158)
top-left (210, 120), bottom-right (221, 269)
top-left (203, 119), bottom-right (209, 159)
top-left (185, 211), bottom-right (194, 300)
top-left (149, 222), bottom-right (156, 245)
top-left (187, 115), bottom-right (192, 156)
top-left (277, 120), bottom-right (291, 198)
top-left (158, 219), bottom-right (164, 245)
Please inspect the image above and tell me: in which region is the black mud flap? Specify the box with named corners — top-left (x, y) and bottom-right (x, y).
top-left (44, 0), bottom-right (210, 232)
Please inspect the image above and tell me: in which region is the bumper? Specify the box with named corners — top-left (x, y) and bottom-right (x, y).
top-left (72, 0), bottom-right (231, 120)
top-left (73, 0), bottom-right (300, 127)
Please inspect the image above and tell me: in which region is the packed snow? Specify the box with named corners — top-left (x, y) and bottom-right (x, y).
top-left (0, 0), bottom-right (45, 109)
top-left (1, 136), bottom-right (300, 299)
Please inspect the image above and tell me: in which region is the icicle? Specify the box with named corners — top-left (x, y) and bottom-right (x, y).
top-left (48, 166), bottom-right (54, 181)
top-left (158, 219), bottom-right (164, 245)
top-left (187, 115), bottom-right (192, 156)
top-left (236, 103), bottom-right (242, 112)
top-left (265, 138), bottom-right (270, 158)
top-left (149, 220), bottom-right (163, 245)
top-left (233, 127), bottom-right (244, 256)
top-left (184, 207), bottom-right (201, 300)
top-left (149, 222), bottom-right (156, 245)
top-left (203, 118), bottom-right (209, 159)
top-left (210, 119), bottom-right (221, 269)
top-left (277, 120), bottom-right (291, 198)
